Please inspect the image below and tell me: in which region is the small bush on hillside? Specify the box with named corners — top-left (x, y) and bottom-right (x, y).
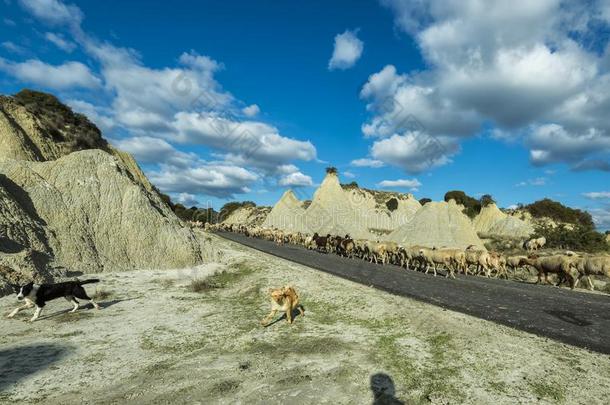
top-left (419, 198), bottom-right (432, 205)
top-left (534, 224), bottom-right (608, 253)
top-left (218, 201), bottom-right (256, 221)
top-left (525, 199), bottom-right (594, 228)
top-left (479, 194), bottom-right (495, 207)
top-left (444, 190), bottom-right (481, 218)
top-left (13, 89), bottom-right (108, 151)
top-left (326, 166), bottom-right (338, 174)
top-left (386, 197), bottom-right (398, 211)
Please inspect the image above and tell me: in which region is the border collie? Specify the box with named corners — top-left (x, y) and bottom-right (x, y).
top-left (7, 279), bottom-right (101, 322)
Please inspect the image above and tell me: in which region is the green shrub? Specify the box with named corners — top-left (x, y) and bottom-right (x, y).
top-left (525, 199), bottom-right (594, 228)
top-left (535, 224), bottom-right (608, 253)
top-left (13, 89), bottom-right (108, 151)
top-left (444, 190), bottom-right (481, 218)
top-left (386, 197), bottom-right (398, 211)
top-left (419, 198), bottom-right (432, 205)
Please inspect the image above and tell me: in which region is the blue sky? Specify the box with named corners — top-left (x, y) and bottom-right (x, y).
top-left (1, 0), bottom-right (609, 229)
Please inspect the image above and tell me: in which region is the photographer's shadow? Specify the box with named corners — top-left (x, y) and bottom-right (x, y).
top-left (370, 373), bottom-right (405, 405)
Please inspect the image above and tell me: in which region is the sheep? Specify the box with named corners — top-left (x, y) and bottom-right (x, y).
top-left (418, 247), bottom-right (456, 278)
top-left (522, 255), bottom-right (577, 288)
top-left (571, 255), bottom-right (610, 290)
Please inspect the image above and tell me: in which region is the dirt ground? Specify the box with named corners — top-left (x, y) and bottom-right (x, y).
top-left (1, 233), bottom-right (609, 404)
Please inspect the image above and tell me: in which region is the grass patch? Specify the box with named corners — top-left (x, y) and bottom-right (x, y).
top-left (155, 278), bottom-right (175, 289)
top-left (371, 331), bottom-right (463, 404)
top-left (53, 330), bottom-right (84, 338)
top-left (247, 335), bottom-right (346, 356)
top-left (93, 288), bottom-right (113, 300)
top-left (52, 311), bottom-right (94, 323)
top-left (210, 379), bottom-right (241, 395)
top-left (140, 326), bottom-right (214, 355)
top-left (187, 261), bottom-right (256, 293)
top-left (528, 381), bottom-right (565, 402)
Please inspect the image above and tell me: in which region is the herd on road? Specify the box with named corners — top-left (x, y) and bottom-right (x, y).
top-left (209, 224), bottom-right (610, 293)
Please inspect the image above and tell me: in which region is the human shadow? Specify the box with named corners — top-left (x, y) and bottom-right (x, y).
top-left (0, 343), bottom-right (71, 392)
top-left (262, 306), bottom-right (305, 328)
top-left (370, 373), bottom-right (405, 405)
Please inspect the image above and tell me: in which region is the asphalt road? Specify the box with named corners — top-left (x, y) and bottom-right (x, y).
top-left (217, 231), bottom-right (610, 355)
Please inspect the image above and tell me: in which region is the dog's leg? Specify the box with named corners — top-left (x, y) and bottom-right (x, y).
top-left (7, 302), bottom-right (33, 318)
top-left (286, 305), bottom-right (293, 324)
top-left (298, 305), bottom-right (305, 317)
top-left (260, 309), bottom-right (277, 326)
top-left (70, 298), bottom-right (80, 313)
top-left (29, 306), bottom-right (42, 322)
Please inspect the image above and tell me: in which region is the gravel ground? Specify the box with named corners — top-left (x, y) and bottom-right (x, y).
top-left (1, 233), bottom-right (609, 404)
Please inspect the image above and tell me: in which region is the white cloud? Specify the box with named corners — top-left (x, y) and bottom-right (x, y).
top-left (371, 132), bottom-right (459, 173)
top-left (148, 163), bottom-right (258, 198)
top-left (364, 0), bottom-right (610, 172)
top-left (172, 112), bottom-right (316, 168)
top-left (343, 171), bottom-right (356, 178)
top-left (328, 29), bottom-right (364, 70)
top-left (515, 177), bottom-right (546, 187)
top-left (112, 136), bottom-right (198, 168)
top-left (3, 18), bottom-right (17, 27)
top-left (44, 32), bottom-right (76, 52)
top-left (18, 0), bottom-right (83, 26)
top-left (377, 178), bottom-right (422, 190)
top-left (350, 158), bottom-right (385, 168)
top-left (0, 58), bottom-right (101, 89)
top-left (583, 191), bottom-right (610, 200)
top-left (1, 41), bottom-right (26, 54)
top-left (278, 171), bottom-right (313, 187)
top-left (242, 104), bottom-right (260, 117)
top-left (175, 192), bottom-right (199, 207)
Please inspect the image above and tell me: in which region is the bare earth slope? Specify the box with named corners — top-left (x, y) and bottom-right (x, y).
top-left (0, 150), bottom-right (203, 273)
top-left (389, 200), bottom-right (485, 249)
top-left (0, 90), bottom-right (204, 290)
top-left (0, 233), bottom-right (608, 404)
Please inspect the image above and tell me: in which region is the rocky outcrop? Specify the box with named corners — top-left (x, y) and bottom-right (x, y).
top-left (261, 190), bottom-right (306, 232)
top-left (473, 203), bottom-right (533, 239)
top-left (389, 200), bottom-right (486, 250)
top-left (222, 205), bottom-right (271, 227)
top-left (0, 90), bottom-right (205, 293)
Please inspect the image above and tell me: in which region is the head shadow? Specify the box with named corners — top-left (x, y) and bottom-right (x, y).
top-left (370, 373), bottom-right (405, 405)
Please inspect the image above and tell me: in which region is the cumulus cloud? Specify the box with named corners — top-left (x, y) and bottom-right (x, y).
top-left (371, 132), bottom-right (459, 173)
top-left (112, 136), bottom-right (198, 168)
top-left (14, 0), bottom-right (318, 198)
top-left (583, 191), bottom-right (610, 200)
top-left (148, 163), bottom-right (258, 198)
top-left (364, 0), bottom-right (610, 172)
top-left (242, 104), bottom-right (260, 117)
top-left (278, 171), bottom-right (313, 187)
top-left (1, 41), bottom-right (26, 54)
top-left (515, 177), bottom-right (547, 187)
top-left (44, 32), bottom-right (76, 52)
top-left (18, 0), bottom-right (82, 27)
top-left (377, 178), bottom-right (422, 190)
top-left (175, 192), bottom-right (199, 207)
top-left (350, 158), bottom-right (385, 168)
top-left (328, 29), bottom-right (364, 70)
top-left (0, 58), bottom-right (101, 89)
top-left (343, 171), bottom-right (356, 178)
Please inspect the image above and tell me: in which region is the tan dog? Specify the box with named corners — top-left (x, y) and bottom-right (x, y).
top-left (261, 285), bottom-right (304, 326)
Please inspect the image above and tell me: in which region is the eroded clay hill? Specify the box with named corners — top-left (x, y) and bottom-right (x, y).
top-left (0, 90), bottom-right (204, 293)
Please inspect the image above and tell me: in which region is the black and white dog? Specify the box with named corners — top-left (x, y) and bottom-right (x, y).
top-left (7, 279), bottom-right (101, 322)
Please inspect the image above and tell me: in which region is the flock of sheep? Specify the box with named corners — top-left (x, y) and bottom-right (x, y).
top-left (208, 224), bottom-right (610, 292)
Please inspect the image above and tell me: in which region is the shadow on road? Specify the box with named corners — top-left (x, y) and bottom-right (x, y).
top-left (0, 343), bottom-right (71, 392)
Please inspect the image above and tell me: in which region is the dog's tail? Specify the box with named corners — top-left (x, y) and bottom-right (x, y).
top-left (78, 279), bottom-right (100, 285)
